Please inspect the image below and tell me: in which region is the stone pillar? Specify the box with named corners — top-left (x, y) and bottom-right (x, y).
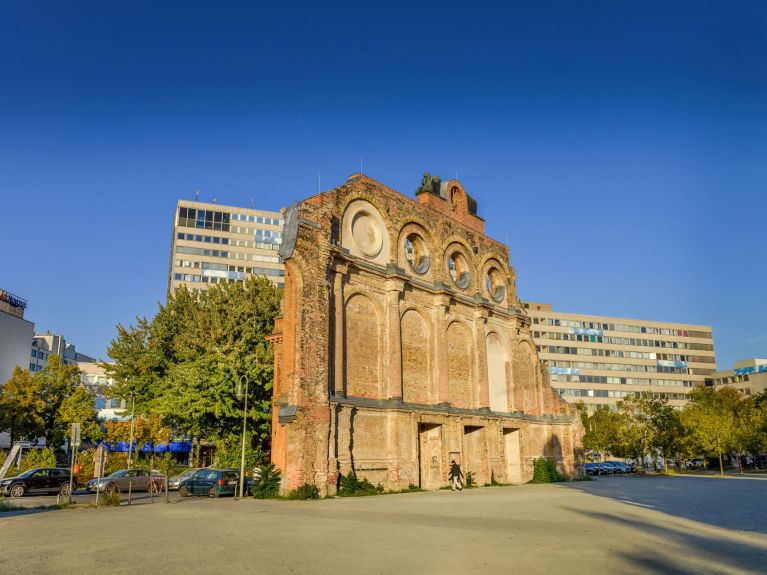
top-left (385, 279), bottom-right (404, 399)
top-left (474, 311), bottom-right (490, 409)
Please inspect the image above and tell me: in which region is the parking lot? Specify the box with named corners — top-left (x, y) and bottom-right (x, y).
top-left (3, 487), bottom-right (186, 508)
top-left (2, 475), bottom-right (766, 574)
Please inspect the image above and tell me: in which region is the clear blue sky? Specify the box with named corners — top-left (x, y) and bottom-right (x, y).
top-left (1, 1), bottom-right (765, 369)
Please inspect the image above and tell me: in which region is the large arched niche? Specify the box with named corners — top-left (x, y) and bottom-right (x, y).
top-left (446, 321), bottom-right (473, 408)
top-left (344, 293), bottom-right (381, 399)
top-left (341, 199), bottom-right (390, 267)
top-left (486, 332), bottom-right (508, 412)
top-left (400, 309), bottom-right (430, 403)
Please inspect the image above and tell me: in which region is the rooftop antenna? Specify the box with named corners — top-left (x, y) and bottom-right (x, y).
top-left (455, 170), bottom-right (458, 180)
top-left (250, 197), bottom-right (254, 209)
top-left (212, 195), bottom-right (216, 204)
top-left (360, 155), bottom-right (363, 174)
top-left (195, 188), bottom-right (200, 202)
top-left (318, 173), bottom-right (321, 194)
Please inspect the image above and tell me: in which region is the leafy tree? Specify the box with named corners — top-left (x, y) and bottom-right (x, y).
top-left (18, 448), bottom-right (57, 472)
top-left (104, 415), bottom-right (171, 448)
top-left (103, 277), bottom-right (281, 461)
top-left (681, 387), bottom-right (741, 475)
top-left (34, 355), bottom-right (83, 449)
top-left (211, 432), bottom-right (266, 470)
top-left (650, 400), bottom-right (684, 469)
top-left (582, 407), bottom-right (622, 458)
top-left (0, 367), bottom-right (44, 444)
top-left (57, 386), bottom-right (102, 444)
top-left (615, 394), bottom-right (662, 471)
top-left (732, 397), bottom-right (767, 471)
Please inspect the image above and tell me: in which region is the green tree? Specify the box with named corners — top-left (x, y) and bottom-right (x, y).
top-left (650, 400), bottom-right (683, 470)
top-left (732, 397), bottom-right (767, 472)
top-left (18, 448), bottom-right (57, 472)
top-left (0, 367), bottom-right (44, 444)
top-left (681, 387), bottom-right (741, 475)
top-left (103, 277), bottom-right (282, 460)
top-left (34, 355), bottom-right (84, 449)
top-left (616, 394), bottom-right (654, 471)
top-left (582, 406), bottom-right (623, 458)
top-left (57, 386), bottom-right (102, 444)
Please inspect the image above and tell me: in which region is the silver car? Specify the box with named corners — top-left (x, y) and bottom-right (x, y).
top-left (167, 468), bottom-right (203, 490)
top-left (87, 469), bottom-right (152, 495)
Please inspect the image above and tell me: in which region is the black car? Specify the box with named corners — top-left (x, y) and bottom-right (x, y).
top-left (0, 467), bottom-right (72, 497)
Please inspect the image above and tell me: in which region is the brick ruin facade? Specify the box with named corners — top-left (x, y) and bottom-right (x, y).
top-left (269, 173), bottom-right (584, 494)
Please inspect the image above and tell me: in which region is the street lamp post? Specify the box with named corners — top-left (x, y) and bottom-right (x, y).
top-left (236, 374), bottom-right (249, 500)
top-left (127, 394), bottom-right (136, 468)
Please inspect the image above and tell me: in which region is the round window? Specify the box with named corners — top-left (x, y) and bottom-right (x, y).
top-left (404, 233), bottom-right (429, 274)
top-left (448, 252), bottom-right (470, 289)
top-left (486, 267), bottom-right (505, 302)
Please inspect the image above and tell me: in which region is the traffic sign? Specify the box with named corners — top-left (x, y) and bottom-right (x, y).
top-left (71, 422), bottom-right (81, 447)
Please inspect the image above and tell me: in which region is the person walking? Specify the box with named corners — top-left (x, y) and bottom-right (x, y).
top-left (449, 460), bottom-right (463, 491)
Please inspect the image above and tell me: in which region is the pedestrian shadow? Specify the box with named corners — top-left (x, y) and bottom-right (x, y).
top-left (562, 475), bottom-right (767, 534)
top-left (563, 506), bottom-right (767, 575)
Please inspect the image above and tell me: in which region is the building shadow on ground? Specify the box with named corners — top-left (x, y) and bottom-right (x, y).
top-left (562, 474), bottom-right (767, 534)
top-left (562, 505), bottom-right (767, 575)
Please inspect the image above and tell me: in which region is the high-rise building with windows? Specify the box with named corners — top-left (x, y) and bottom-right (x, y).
top-left (523, 302), bottom-right (717, 412)
top-left (710, 359), bottom-right (767, 397)
top-left (168, 200), bottom-right (286, 294)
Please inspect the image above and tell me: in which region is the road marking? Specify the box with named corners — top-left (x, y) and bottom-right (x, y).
top-left (618, 499), bottom-right (655, 509)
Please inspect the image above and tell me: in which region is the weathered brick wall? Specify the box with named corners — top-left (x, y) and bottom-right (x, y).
top-left (271, 173), bottom-right (584, 495)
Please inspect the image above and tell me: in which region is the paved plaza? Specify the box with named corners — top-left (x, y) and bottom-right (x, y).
top-left (2, 475), bottom-right (766, 574)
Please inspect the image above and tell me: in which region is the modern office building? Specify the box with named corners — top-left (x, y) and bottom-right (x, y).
top-left (523, 302), bottom-right (717, 411)
top-left (29, 332), bottom-right (96, 373)
top-left (0, 289), bottom-right (34, 385)
top-left (168, 199), bottom-right (286, 294)
top-left (710, 359), bottom-right (767, 396)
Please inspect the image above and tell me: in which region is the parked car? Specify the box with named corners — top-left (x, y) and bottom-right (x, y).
top-left (178, 468), bottom-right (241, 498)
top-left (584, 463), bottom-right (600, 477)
top-left (686, 458), bottom-right (705, 471)
top-left (606, 461), bottom-right (632, 474)
top-left (0, 467), bottom-right (72, 497)
top-left (86, 469), bottom-right (153, 495)
top-left (597, 463), bottom-right (614, 476)
top-left (167, 467), bottom-right (203, 490)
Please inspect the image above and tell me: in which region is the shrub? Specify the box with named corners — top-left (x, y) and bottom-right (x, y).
top-left (101, 490), bottom-right (121, 506)
top-left (338, 471), bottom-right (384, 497)
top-left (529, 458), bottom-right (564, 483)
top-left (465, 471), bottom-right (475, 488)
top-left (252, 463), bottom-right (281, 499)
top-left (19, 448), bottom-right (57, 472)
top-left (286, 483), bottom-right (320, 500)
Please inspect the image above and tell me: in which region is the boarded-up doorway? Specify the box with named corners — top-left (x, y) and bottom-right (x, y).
top-left (503, 428), bottom-right (522, 483)
top-left (463, 426), bottom-right (486, 485)
top-left (418, 424), bottom-right (443, 489)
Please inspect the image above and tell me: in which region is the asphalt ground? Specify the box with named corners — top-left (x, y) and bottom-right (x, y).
top-left (1, 475), bottom-right (766, 574)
